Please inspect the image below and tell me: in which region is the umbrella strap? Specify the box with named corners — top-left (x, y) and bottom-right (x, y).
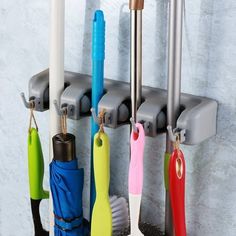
top-left (54, 214), bottom-right (83, 231)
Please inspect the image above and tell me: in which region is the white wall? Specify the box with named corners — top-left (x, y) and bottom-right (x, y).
top-left (0, 0), bottom-right (236, 235)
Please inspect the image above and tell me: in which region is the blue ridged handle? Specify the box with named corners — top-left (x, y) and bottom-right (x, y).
top-left (92, 10), bottom-right (105, 61)
top-left (90, 10), bottom-right (105, 218)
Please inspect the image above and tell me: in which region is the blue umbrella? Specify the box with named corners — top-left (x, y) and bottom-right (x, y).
top-left (50, 133), bottom-right (89, 236)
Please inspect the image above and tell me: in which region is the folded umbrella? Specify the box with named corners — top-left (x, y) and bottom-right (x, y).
top-left (50, 133), bottom-right (89, 236)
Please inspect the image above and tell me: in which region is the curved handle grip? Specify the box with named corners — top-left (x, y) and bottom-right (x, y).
top-left (129, 123), bottom-right (145, 195)
top-left (28, 128), bottom-right (49, 200)
top-left (91, 10), bottom-right (105, 136)
top-left (93, 132), bottom-right (110, 198)
top-left (169, 149), bottom-right (187, 236)
top-left (92, 10), bottom-right (105, 61)
top-left (91, 10), bottom-right (106, 216)
top-left (129, 0), bottom-right (144, 10)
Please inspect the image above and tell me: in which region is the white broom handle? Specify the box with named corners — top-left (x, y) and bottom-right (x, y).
top-left (49, 0), bottom-right (65, 235)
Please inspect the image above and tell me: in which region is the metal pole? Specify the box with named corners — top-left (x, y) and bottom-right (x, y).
top-left (130, 0), bottom-right (144, 121)
top-left (49, 0), bottom-right (65, 235)
top-left (165, 0), bottom-right (184, 235)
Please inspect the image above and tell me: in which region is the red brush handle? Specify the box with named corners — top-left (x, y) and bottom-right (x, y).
top-left (169, 149), bottom-right (187, 236)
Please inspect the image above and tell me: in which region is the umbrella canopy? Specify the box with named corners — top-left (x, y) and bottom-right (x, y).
top-left (50, 133), bottom-right (89, 236)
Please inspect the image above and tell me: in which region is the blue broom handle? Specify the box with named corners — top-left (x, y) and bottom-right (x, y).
top-left (90, 10), bottom-right (105, 217)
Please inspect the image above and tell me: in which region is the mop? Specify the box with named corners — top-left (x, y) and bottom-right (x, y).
top-left (119, 1), bottom-right (163, 235)
top-left (165, 0), bottom-right (185, 235)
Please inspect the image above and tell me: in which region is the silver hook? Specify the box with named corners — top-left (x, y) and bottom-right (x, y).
top-left (91, 108), bottom-right (99, 125)
top-left (20, 92), bottom-right (34, 109)
top-left (53, 100), bottom-right (67, 116)
top-left (167, 125), bottom-right (176, 142)
top-left (91, 108), bottom-right (106, 126)
top-left (167, 125), bottom-right (186, 143)
top-left (130, 118), bottom-right (138, 133)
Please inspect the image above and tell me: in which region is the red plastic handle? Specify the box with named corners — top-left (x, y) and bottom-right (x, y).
top-left (169, 149), bottom-right (187, 236)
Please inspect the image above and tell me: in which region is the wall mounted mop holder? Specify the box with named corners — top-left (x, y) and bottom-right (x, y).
top-left (21, 69), bottom-right (217, 145)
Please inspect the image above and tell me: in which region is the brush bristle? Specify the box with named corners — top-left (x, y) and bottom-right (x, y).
top-left (113, 222), bottom-right (163, 236)
top-left (110, 196), bottom-right (129, 232)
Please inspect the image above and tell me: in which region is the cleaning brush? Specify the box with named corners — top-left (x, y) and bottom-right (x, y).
top-left (116, 222), bottom-right (164, 236)
top-left (91, 10), bottom-right (129, 234)
top-left (110, 196), bottom-right (129, 232)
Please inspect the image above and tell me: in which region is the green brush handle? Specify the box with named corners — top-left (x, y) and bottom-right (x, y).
top-left (28, 128), bottom-right (49, 200)
top-left (91, 132), bottom-right (112, 236)
top-left (94, 133), bottom-right (110, 197)
top-left (164, 153), bottom-right (171, 190)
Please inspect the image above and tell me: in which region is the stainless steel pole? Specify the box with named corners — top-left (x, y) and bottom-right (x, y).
top-left (165, 0), bottom-right (184, 235)
top-left (130, 0), bottom-right (144, 121)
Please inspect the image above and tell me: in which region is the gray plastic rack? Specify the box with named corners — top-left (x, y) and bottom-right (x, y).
top-left (22, 70), bottom-right (217, 145)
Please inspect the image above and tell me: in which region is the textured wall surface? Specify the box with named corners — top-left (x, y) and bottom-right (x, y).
top-left (0, 0), bottom-right (236, 235)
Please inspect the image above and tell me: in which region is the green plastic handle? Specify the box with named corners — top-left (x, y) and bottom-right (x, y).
top-left (28, 128), bottom-right (49, 200)
top-left (164, 152), bottom-right (171, 190)
top-left (91, 132), bottom-right (112, 236)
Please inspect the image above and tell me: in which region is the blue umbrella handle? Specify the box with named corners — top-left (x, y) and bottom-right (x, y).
top-left (90, 10), bottom-right (106, 217)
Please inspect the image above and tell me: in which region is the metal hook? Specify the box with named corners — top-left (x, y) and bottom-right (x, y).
top-left (91, 108), bottom-right (100, 125)
top-left (167, 125), bottom-right (186, 143)
top-left (21, 92), bottom-right (34, 109)
top-left (91, 108), bottom-right (106, 126)
top-left (130, 118), bottom-right (138, 133)
top-left (53, 100), bottom-right (67, 116)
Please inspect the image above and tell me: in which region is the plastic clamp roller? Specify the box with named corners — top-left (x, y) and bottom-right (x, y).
top-left (98, 80), bottom-right (131, 128)
top-left (60, 73), bottom-right (91, 120)
top-left (136, 86), bottom-right (217, 144)
top-left (28, 69), bottom-right (50, 111)
top-left (26, 70), bottom-right (91, 118)
top-left (177, 94), bottom-right (217, 145)
top-left (137, 88), bottom-right (167, 137)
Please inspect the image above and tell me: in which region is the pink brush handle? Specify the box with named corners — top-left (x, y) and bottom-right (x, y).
top-left (129, 123), bottom-right (145, 195)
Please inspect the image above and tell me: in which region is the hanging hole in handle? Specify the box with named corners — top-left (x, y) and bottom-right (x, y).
top-left (133, 128), bottom-right (139, 141)
top-left (96, 137), bottom-right (103, 147)
top-left (176, 157), bottom-right (183, 179)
